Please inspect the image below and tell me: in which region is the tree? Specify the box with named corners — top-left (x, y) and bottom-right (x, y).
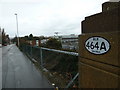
top-left (2, 28), bottom-right (10, 45)
top-left (39, 36), bottom-right (45, 40)
top-left (45, 38), bottom-right (62, 49)
top-left (11, 35), bottom-right (17, 43)
top-left (20, 36), bottom-right (29, 41)
top-left (0, 27), bottom-right (2, 44)
top-left (29, 34), bottom-right (33, 40)
top-left (2, 28), bottom-right (6, 45)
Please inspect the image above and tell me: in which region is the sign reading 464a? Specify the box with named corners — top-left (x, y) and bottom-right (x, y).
top-left (85, 36), bottom-right (110, 55)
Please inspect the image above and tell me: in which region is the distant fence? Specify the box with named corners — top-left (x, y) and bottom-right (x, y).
top-left (20, 44), bottom-right (79, 88)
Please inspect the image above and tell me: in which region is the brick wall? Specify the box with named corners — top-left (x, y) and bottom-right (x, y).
top-left (102, 2), bottom-right (119, 12)
top-left (82, 3), bottom-right (120, 33)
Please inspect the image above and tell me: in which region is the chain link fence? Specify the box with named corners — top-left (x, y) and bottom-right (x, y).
top-left (20, 44), bottom-right (79, 88)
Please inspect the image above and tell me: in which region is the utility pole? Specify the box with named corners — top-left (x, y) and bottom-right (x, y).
top-left (15, 13), bottom-right (20, 46)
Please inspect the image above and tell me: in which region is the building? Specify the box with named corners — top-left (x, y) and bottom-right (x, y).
top-left (27, 40), bottom-right (41, 46)
top-left (41, 39), bottom-right (49, 44)
top-left (61, 34), bottom-right (78, 50)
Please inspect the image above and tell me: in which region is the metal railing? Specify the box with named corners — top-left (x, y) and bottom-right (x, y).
top-left (41, 47), bottom-right (78, 56)
top-left (20, 44), bottom-right (79, 88)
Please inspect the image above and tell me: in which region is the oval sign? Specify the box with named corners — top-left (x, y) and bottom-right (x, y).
top-left (85, 36), bottom-right (110, 55)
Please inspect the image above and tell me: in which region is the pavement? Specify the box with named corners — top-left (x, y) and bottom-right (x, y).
top-left (2, 44), bottom-right (54, 88)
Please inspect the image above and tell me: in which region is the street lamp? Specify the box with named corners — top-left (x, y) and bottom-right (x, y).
top-left (15, 13), bottom-right (20, 46)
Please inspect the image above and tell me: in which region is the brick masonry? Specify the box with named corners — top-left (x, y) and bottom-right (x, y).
top-left (79, 1), bottom-right (120, 88)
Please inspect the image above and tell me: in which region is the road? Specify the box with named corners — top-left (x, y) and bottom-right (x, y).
top-left (2, 44), bottom-right (53, 88)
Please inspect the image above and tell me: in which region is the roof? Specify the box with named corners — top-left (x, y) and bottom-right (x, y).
top-left (61, 35), bottom-right (78, 39)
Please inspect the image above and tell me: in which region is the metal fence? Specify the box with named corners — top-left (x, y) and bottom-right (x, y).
top-left (20, 44), bottom-right (79, 88)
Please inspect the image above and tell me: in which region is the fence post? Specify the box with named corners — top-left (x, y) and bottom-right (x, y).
top-left (40, 47), bottom-right (43, 68)
top-left (66, 73), bottom-right (79, 88)
top-left (25, 45), bottom-right (27, 53)
top-left (31, 45), bottom-right (33, 58)
top-left (24, 44), bottom-right (25, 52)
top-left (26, 45), bottom-right (27, 54)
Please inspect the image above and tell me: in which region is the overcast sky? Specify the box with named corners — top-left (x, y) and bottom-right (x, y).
top-left (0, 0), bottom-right (109, 37)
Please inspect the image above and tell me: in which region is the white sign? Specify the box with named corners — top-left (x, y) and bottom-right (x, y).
top-left (85, 37), bottom-right (110, 55)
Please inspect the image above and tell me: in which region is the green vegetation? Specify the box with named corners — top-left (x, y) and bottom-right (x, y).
top-left (20, 44), bottom-right (78, 88)
top-left (44, 38), bottom-right (62, 49)
top-left (18, 34), bottom-right (78, 88)
top-left (42, 50), bottom-right (78, 88)
top-left (1, 28), bottom-right (10, 45)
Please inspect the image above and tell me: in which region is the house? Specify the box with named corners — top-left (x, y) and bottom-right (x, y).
top-left (28, 40), bottom-right (41, 46)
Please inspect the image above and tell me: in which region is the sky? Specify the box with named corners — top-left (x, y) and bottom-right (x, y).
top-left (0, 0), bottom-right (109, 37)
